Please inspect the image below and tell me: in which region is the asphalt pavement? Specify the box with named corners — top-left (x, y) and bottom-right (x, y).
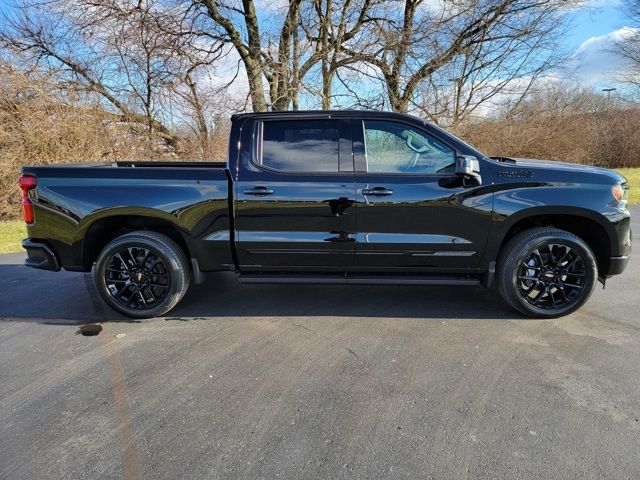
top-left (1, 210), bottom-right (639, 479)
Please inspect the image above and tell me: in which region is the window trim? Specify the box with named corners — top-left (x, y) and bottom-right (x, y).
top-left (355, 119), bottom-right (462, 177)
top-left (250, 118), bottom-right (353, 176)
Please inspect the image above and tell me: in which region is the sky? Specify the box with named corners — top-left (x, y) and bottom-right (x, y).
top-left (563, 0), bottom-right (635, 89)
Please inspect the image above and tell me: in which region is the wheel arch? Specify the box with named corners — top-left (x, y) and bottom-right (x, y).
top-left (492, 207), bottom-right (614, 275)
top-left (81, 213), bottom-right (192, 270)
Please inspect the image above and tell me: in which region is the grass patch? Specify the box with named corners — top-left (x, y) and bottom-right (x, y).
top-left (0, 220), bottom-right (25, 254)
top-left (616, 168), bottom-right (640, 205)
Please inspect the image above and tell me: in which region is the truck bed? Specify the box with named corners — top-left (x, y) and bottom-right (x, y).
top-left (22, 161), bottom-right (233, 272)
top-left (23, 160), bottom-right (227, 169)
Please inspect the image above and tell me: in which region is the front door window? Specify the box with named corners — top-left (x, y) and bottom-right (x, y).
top-left (363, 120), bottom-right (456, 174)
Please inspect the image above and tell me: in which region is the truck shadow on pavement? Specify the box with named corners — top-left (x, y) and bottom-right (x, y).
top-left (0, 261), bottom-right (533, 324)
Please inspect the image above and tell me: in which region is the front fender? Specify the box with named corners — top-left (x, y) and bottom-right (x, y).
top-left (481, 181), bottom-right (629, 268)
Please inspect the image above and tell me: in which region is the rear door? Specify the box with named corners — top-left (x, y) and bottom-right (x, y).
top-left (352, 118), bottom-right (493, 272)
top-left (234, 116), bottom-right (356, 271)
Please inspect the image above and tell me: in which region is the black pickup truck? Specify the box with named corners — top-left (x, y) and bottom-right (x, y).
top-left (20, 110), bottom-right (631, 318)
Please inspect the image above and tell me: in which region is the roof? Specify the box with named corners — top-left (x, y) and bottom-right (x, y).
top-left (230, 109), bottom-right (423, 122)
top-left (229, 109), bottom-right (485, 158)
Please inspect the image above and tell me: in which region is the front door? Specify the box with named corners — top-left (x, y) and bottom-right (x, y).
top-left (235, 117), bottom-right (356, 272)
top-left (352, 119), bottom-right (493, 272)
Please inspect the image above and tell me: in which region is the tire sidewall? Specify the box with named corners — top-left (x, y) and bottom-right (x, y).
top-left (94, 235), bottom-right (186, 319)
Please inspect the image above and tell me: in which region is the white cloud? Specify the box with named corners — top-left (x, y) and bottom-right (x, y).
top-left (566, 27), bottom-right (638, 85)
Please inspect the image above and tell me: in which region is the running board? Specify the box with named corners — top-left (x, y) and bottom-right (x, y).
top-left (238, 274), bottom-right (480, 286)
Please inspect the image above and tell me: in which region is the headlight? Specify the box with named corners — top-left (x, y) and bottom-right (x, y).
top-left (612, 184), bottom-right (628, 204)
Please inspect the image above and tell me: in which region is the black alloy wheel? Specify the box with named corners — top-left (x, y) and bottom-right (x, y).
top-left (517, 243), bottom-right (587, 310)
top-left (104, 246), bottom-right (171, 311)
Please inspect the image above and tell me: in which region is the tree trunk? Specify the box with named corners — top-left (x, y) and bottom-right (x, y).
top-left (185, 72), bottom-right (209, 150)
top-left (291, 22), bottom-right (300, 111)
top-left (322, 65), bottom-right (332, 109)
top-left (246, 60), bottom-right (268, 112)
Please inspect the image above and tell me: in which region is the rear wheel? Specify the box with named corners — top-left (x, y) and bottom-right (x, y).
top-left (94, 231), bottom-right (190, 319)
top-left (497, 228), bottom-right (598, 318)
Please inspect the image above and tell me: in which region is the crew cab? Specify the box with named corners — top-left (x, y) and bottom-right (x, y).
top-left (20, 110), bottom-right (631, 318)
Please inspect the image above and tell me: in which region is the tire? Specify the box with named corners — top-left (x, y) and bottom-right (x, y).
top-left (94, 231), bottom-right (190, 319)
top-left (497, 227), bottom-right (598, 318)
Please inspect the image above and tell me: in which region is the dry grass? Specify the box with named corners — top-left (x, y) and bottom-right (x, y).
top-left (0, 72), bottom-right (113, 218)
top-left (456, 88), bottom-right (640, 169)
top-left (457, 109), bottom-right (640, 169)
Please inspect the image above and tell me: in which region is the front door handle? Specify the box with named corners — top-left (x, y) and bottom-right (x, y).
top-left (244, 186), bottom-right (275, 196)
top-left (362, 187), bottom-right (394, 196)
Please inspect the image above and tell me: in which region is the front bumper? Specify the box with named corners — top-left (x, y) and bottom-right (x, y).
top-left (606, 215), bottom-right (632, 277)
top-left (22, 239), bottom-right (61, 271)
top-left (607, 254), bottom-right (630, 276)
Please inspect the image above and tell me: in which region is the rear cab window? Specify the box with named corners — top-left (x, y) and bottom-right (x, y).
top-left (258, 119), bottom-right (341, 173)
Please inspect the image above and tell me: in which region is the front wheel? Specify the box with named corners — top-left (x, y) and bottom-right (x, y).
top-left (497, 227), bottom-right (598, 318)
top-left (94, 231), bottom-right (191, 319)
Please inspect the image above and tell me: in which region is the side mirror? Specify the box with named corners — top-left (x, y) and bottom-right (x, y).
top-left (455, 155), bottom-right (482, 186)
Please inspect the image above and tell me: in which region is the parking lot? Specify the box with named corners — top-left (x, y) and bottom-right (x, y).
top-left (1, 210), bottom-right (639, 479)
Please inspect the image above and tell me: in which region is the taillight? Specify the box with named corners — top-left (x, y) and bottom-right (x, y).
top-left (19, 175), bottom-right (37, 224)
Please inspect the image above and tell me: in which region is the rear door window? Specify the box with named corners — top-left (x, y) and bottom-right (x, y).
top-left (259, 120), bottom-right (340, 173)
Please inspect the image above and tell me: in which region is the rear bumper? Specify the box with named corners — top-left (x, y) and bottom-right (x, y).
top-left (22, 239), bottom-right (61, 272)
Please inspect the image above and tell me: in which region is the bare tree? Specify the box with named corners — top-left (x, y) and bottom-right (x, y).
top-left (1, 0), bottom-right (589, 126)
top-left (0, 0), bottom-right (235, 152)
top-left (614, 1), bottom-right (640, 94)
top-left (66, 0), bottom-right (232, 146)
top-left (0, 1), bottom-right (181, 143)
top-left (199, 0), bottom-right (380, 111)
top-left (199, 0), bottom-right (304, 111)
top-left (343, 0), bottom-right (582, 114)
top-left (414, 18), bottom-right (565, 127)
top-left (108, 1), bottom-right (170, 136)
top-left (154, 9), bottom-right (231, 153)
top-left (299, 0), bottom-right (380, 109)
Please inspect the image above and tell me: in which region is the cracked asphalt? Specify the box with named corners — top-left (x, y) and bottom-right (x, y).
top-left (1, 210), bottom-right (639, 479)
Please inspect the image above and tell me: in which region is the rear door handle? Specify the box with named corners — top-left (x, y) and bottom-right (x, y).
top-left (244, 186), bottom-right (274, 196)
top-left (361, 187), bottom-right (394, 196)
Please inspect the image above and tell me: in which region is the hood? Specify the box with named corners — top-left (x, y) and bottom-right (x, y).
top-left (490, 157), bottom-right (626, 185)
